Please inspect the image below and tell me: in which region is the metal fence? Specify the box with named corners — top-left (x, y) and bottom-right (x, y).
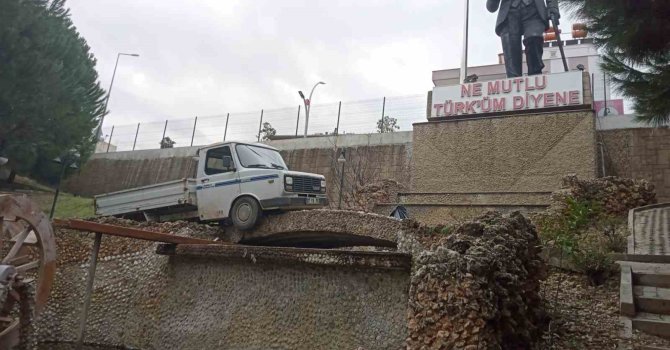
top-left (100, 94), bottom-right (427, 152)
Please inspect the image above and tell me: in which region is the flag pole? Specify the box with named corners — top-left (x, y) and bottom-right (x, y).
top-left (460, 0), bottom-right (470, 84)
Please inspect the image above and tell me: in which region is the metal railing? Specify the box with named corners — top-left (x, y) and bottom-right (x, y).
top-left (100, 94), bottom-right (427, 152)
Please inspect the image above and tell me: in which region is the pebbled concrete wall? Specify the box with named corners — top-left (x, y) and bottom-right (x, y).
top-left (411, 109), bottom-right (598, 193)
top-left (37, 231), bottom-right (411, 350)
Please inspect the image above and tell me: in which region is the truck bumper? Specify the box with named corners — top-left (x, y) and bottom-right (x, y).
top-left (261, 196), bottom-right (329, 210)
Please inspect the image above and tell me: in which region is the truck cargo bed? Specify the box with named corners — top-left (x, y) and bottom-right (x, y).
top-left (95, 178), bottom-right (197, 217)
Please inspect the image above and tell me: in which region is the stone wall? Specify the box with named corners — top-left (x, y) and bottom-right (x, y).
top-left (599, 127), bottom-right (670, 202)
top-left (411, 109), bottom-right (597, 193)
top-left (37, 232), bottom-right (411, 350)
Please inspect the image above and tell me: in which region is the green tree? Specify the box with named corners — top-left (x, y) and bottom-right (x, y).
top-left (0, 0), bottom-right (106, 182)
top-left (160, 136), bottom-right (176, 149)
top-left (259, 122), bottom-right (277, 141)
top-left (563, 0), bottom-right (670, 126)
top-left (376, 116), bottom-right (399, 133)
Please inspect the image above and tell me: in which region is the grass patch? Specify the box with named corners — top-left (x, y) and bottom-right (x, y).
top-left (2, 176), bottom-right (94, 219)
top-left (29, 192), bottom-right (94, 219)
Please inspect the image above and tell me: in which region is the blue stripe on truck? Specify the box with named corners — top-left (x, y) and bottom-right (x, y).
top-left (196, 174), bottom-right (279, 191)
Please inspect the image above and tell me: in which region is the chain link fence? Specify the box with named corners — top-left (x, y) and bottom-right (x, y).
top-left (99, 94), bottom-right (427, 152)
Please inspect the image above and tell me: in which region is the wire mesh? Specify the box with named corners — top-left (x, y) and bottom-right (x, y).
top-left (100, 93), bottom-right (429, 152)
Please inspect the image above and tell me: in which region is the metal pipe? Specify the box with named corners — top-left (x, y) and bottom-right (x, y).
top-left (338, 156), bottom-right (346, 210)
top-left (460, 0), bottom-right (470, 83)
top-left (599, 141), bottom-right (606, 177)
top-left (295, 105), bottom-right (301, 137)
top-left (381, 97), bottom-right (386, 118)
top-left (257, 109), bottom-right (264, 142)
top-left (603, 73), bottom-right (608, 116)
top-left (161, 120), bottom-right (168, 145)
top-left (76, 232), bottom-right (102, 349)
top-left (335, 101), bottom-right (342, 135)
top-left (223, 113), bottom-right (230, 141)
top-left (132, 123), bottom-right (140, 151)
top-left (190, 116), bottom-right (198, 146)
top-left (106, 126), bottom-right (114, 153)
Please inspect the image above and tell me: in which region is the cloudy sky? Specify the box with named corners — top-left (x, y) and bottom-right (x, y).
top-left (67, 0), bottom-right (579, 146)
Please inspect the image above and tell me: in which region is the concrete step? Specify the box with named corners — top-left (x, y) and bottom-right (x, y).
top-left (636, 273), bottom-right (670, 289)
top-left (396, 191), bottom-right (551, 206)
top-left (633, 313), bottom-right (670, 339)
top-left (635, 286), bottom-right (670, 315)
top-left (619, 262), bottom-right (670, 276)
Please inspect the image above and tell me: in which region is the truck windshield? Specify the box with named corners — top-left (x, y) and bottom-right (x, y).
top-left (235, 144), bottom-right (287, 170)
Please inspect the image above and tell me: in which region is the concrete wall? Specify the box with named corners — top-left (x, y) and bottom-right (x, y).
top-left (411, 109), bottom-right (597, 193)
top-left (63, 147), bottom-right (199, 196)
top-left (64, 133), bottom-right (413, 205)
top-left (38, 233), bottom-right (411, 350)
top-left (600, 127), bottom-right (670, 202)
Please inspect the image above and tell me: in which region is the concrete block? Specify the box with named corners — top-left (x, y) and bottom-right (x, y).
top-left (621, 265), bottom-right (636, 317)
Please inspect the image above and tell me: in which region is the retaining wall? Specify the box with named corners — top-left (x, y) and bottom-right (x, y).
top-left (64, 133), bottom-right (413, 205)
top-left (37, 232), bottom-right (411, 350)
top-left (599, 127), bottom-right (670, 202)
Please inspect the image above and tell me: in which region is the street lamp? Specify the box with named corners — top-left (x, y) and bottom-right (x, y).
top-left (49, 150), bottom-right (80, 219)
top-left (298, 81), bottom-right (326, 138)
top-left (96, 52), bottom-right (140, 139)
top-left (337, 149), bottom-right (346, 209)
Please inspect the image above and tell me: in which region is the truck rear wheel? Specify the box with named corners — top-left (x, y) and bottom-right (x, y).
top-left (231, 197), bottom-right (260, 231)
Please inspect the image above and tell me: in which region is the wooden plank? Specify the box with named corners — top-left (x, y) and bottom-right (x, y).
top-left (621, 265), bottom-right (636, 317)
top-left (53, 219), bottom-right (225, 245)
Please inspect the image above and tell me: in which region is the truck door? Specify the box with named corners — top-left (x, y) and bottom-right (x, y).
top-left (196, 145), bottom-right (241, 221)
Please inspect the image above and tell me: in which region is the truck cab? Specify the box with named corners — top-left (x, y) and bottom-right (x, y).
top-left (192, 141), bottom-right (328, 229)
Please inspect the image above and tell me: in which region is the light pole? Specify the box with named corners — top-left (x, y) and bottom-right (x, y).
top-left (337, 149), bottom-right (346, 209)
top-left (298, 81), bottom-right (325, 138)
top-left (96, 52), bottom-right (140, 139)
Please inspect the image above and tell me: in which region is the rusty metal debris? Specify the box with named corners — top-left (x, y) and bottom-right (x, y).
top-left (53, 218), bottom-right (227, 245)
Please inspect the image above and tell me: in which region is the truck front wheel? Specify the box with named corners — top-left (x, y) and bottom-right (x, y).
top-left (231, 197), bottom-right (260, 231)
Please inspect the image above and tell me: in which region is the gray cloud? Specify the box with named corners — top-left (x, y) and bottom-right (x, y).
top-left (68, 0), bottom-right (576, 138)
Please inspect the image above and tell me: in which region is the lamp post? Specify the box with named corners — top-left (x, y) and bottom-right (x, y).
top-left (337, 149), bottom-right (346, 210)
top-left (49, 151), bottom-right (80, 219)
top-left (298, 81), bottom-right (326, 138)
top-left (96, 52), bottom-right (140, 139)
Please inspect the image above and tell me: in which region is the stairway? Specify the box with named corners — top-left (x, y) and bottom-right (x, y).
top-left (620, 261), bottom-right (670, 340)
top-left (619, 203), bottom-right (670, 347)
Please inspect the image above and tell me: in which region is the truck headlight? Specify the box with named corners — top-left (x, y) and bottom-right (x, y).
top-left (285, 176), bottom-right (293, 191)
top-left (320, 179), bottom-right (326, 192)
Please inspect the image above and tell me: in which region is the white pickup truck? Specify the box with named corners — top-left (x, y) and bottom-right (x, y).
top-left (95, 142), bottom-right (328, 230)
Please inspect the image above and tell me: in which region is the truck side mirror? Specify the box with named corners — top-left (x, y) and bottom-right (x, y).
top-left (222, 156), bottom-right (233, 170)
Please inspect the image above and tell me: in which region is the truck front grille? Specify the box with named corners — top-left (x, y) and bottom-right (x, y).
top-left (291, 176), bottom-right (322, 193)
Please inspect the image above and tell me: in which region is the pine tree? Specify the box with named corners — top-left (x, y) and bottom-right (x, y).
top-left (562, 0), bottom-right (670, 126)
top-left (0, 0), bottom-right (106, 181)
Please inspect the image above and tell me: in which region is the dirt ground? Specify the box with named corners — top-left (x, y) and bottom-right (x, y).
top-left (539, 268), bottom-right (670, 350)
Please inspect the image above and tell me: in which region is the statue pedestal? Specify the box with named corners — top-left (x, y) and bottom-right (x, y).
top-left (377, 72), bottom-right (597, 225)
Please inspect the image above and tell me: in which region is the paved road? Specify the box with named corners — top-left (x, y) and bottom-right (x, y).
top-left (631, 204), bottom-right (670, 255)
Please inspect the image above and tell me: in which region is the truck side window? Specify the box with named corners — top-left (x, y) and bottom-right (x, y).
top-left (205, 146), bottom-right (233, 175)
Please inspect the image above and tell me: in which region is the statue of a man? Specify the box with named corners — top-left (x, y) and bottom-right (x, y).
top-left (487, 0), bottom-right (560, 77)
